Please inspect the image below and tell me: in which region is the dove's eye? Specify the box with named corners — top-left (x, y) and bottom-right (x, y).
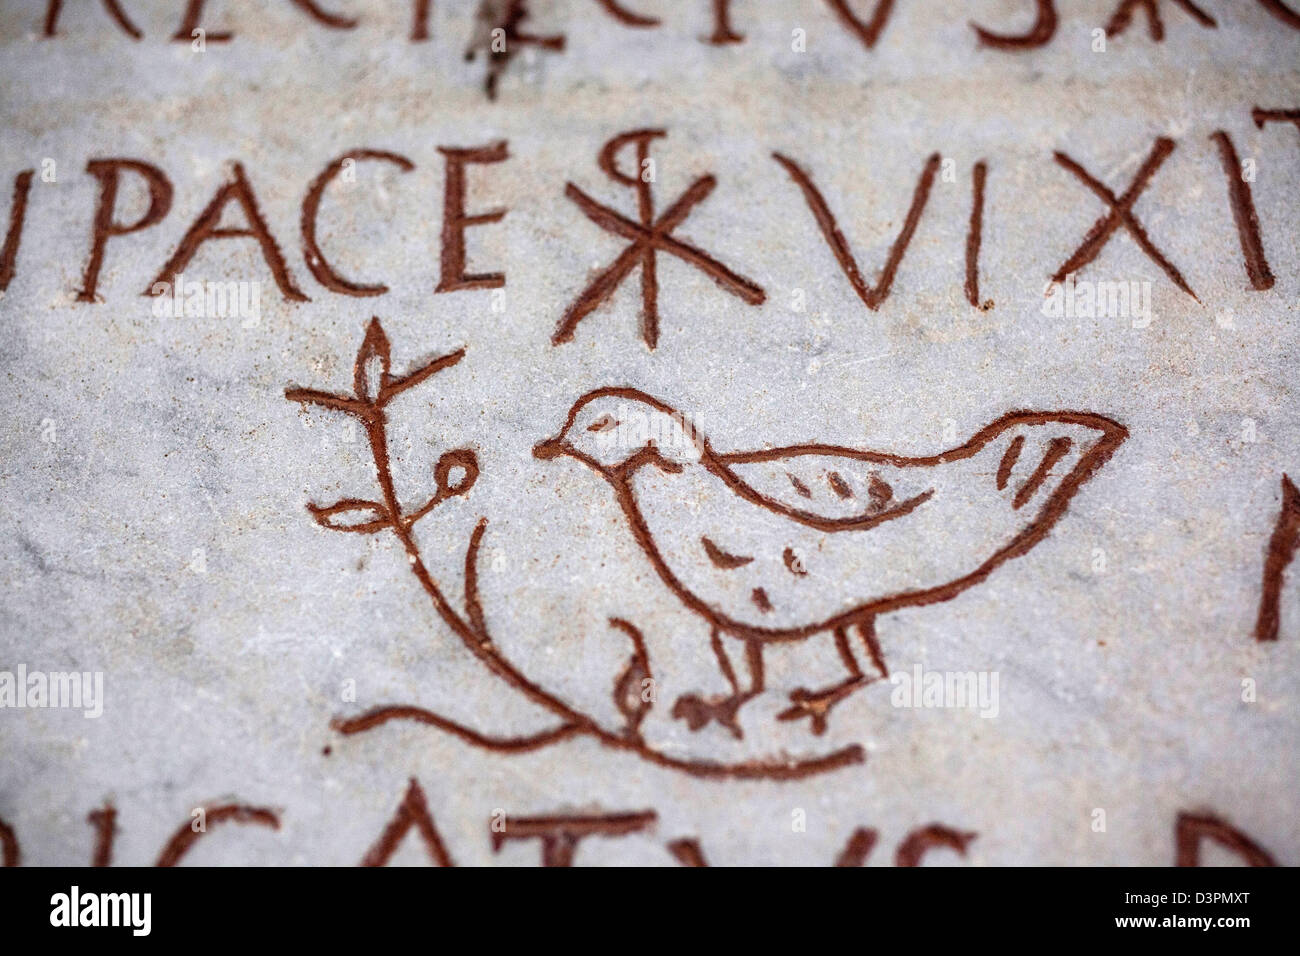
top-left (587, 415), bottom-right (618, 433)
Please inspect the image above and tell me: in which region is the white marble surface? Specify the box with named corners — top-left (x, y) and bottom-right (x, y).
top-left (0, 0), bottom-right (1298, 865)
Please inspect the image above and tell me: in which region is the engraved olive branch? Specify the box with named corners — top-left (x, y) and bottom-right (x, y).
top-left (284, 318), bottom-right (609, 741)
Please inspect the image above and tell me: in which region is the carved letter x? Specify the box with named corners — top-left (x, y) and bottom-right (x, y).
top-left (553, 129), bottom-right (766, 350)
top-left (1051, 136), bottom-right (1197, 300)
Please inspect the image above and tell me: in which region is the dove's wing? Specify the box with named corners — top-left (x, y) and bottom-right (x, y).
top-left (630, 414), bottom-right (1125, 634)
top-left (709, 447), bottom-right (937, 532)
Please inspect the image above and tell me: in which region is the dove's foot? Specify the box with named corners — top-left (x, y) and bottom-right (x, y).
top-left (776, 621), bottom-right (887, 735)
top-left (672, 631), bottom-right (765, 739)
top-left (776, 677), bottom-right (867, 735)
top-left (672, 691), bottom-right (756, 740)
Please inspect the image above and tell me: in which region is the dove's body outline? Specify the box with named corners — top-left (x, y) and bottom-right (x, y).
top-left (536, 387), bottom-right (1127, 736)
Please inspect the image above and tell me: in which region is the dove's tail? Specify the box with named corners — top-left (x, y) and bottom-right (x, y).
top-left (981, 411), bottom-right (1127, 522)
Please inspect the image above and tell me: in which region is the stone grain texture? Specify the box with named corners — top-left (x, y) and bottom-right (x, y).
top-left (0, 0), bottom-right (1297, 865)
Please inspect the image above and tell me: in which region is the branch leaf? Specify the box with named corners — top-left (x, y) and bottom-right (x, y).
top-left (308, 499), bottom-right (392, 534)
top-left (284, 387), bottom-right (365, 417)
top-left (381, 348), bottom-right (466, 403)
top-left (353, 317), bottom-right (392, 404)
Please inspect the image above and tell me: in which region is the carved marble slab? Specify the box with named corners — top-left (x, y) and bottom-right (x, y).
top-left (0, 0), bottom-right (1298, 866)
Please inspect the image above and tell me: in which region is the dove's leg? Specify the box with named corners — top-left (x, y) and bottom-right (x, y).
top-left (777, 618), bottom-right (888, 735)
top-left (671, 630), bottom-right (765, 739)
top-left (856, 618), bottom-right (890, 680)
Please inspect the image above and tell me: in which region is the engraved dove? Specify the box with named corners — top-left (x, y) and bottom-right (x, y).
top-left (534, 388), bottom-right (1127, 737)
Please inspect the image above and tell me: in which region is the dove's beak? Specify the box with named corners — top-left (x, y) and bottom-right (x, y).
top-left (532, 434), bottom-right (566, 460)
